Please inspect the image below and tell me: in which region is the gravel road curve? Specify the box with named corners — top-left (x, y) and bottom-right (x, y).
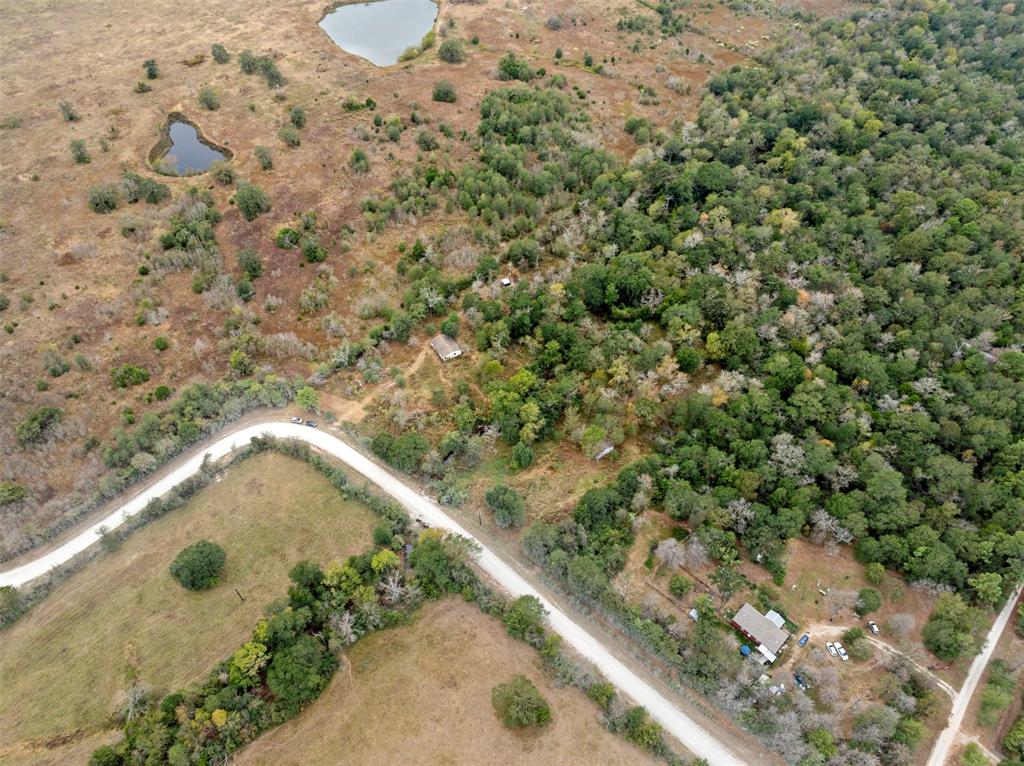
top-left (0, 422), bottom-right (751, 766)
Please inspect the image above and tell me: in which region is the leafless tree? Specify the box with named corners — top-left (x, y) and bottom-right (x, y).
top-left (653, 538), bottom-right (684, 569)
top-left (886, 612), bottom-right (915, 639)
top-left (810, 508), bottom-right (853, 555)
top-left (380, 570), bottom-right (406, 603)
top-left (329, 610), bottom-right (358, 646)
top-left (116, 682), bottom-right (151, 722)
top-left (682, 537), bottom-right (710, 570)
top-left (727, 498), bottom-right (755, 534)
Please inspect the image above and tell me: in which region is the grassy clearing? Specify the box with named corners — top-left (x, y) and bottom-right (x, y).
top-left (0, 452), bottom-right (377, 760)
top-left (236, 598), bottom-right (659, 766)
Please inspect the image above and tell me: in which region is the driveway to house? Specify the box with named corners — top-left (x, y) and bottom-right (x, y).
top-left (0, 421), bottom-right (753, 766)
top-left (925, 583), bottom-right (1023, 766)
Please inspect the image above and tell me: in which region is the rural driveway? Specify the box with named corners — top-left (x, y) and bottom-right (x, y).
top-left (925, 583), bottom-right (1023, 766)
top-left (0, 421), bottom-right (752, 766)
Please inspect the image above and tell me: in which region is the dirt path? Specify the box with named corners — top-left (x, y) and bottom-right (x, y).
top-left (926, 585), bottom-right (1024, 766)
top-left (0, 420), bottom-right (761, 766)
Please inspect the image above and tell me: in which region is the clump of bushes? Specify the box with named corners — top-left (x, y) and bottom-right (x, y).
top-left (289, 106), bottom-right (306, 129)
top-left (254, 145), bottom-right (273, 170)
top-left (238, 49), bottom-right (284, 87)
top-left (121, 172), bottom-right (170, 205)
top-left (142, 59), bottom-right (159, 79)
top-left (209, 160), bottom-right (236, 185)
top-left (485, 484), bottom-right (526, 528)
top-left (169, 539), bottom-right (226, 590)
top-left (491, 676), bottom-right (551, 728)
top-left (69, 139), bottom-right (90, 164)
top-left (349, 148), bottom-right (369, 173)
top-left (498, 52), bottom-right (534, 82)
top-left (438, 39), bottom-right (465, 63)
top-left (88, 184), bottom-right (120, 213)
top-left (211, 43), bottom-right (230, 64)
top-left (371, 431), bottom-right (430, 472)
top-left (16, 406), bottom-right (63, 446)
top-left (235, 182), bottom-right (271, 221)
top-left (111, 364), bottom-right (150, 388)
top-left (198, 87), bottom-right (220, 111)
top-left (0, 482), bottom-right (28, 507)
top-left (432, 80), bottom-right (457, 103)
top-left (278, 125), bottom-right (300, 147)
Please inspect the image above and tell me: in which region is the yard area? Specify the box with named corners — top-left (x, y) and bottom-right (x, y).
top-left (236, 598), bottom-right (660, 766)
top-left (0, 451), bottom-right (377, 765)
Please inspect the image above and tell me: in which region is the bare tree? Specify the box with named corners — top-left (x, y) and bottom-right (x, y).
top-left (727, 498), bottom-right (755, 534)
top-left (826, 588), bottom-right (859, 619)
top-left (116, 682), bottom-right (150, 722)
top-left (329, 610), bottom-right (358, 646)
top-left (655, 538), bottom-right (686, 569)
top-left (886, 612), bottom-right (915, 639)
top-left (810, 508), bottom-right (853, 555)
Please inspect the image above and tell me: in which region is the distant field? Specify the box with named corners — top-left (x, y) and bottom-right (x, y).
top-left (0, 452), bottom-right (377, 765)
top-left (236, 598), bottom-right (659, 766)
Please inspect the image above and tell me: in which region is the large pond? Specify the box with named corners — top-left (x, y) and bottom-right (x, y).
top-left (158, 120), bottom-right (225, 175)
top-left (319, 0), bottom-right (438, 67)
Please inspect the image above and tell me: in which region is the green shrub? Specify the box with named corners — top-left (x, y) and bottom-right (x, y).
top-left (856, 587), bottom-right (882, 615)
top-left (275, 226), bottom-right (301, 248)
top-left (198, 87), bottom-right (220, 110)
top-left (254, 145), bottom-right (273, 170)
top-left (485, 484), bottom-right (526, 528)
top-left (416, 130), bottom-right (438, 151)
top-left (209, 160), bottom-right (235, 185)
top-left (237, 247), bottom-right (263, 279)
top-left (88, 184), bottom-right (120, 213)
top-left (235, 182), bottom-right (271, 221)
top-left (153, 336), bottom-right (170, 351)
top-left (438, 39), bottom-right (465, 63)
top-left (498, 52), bottom-right (534, 81)
top-left (0, 481), bottom-right (28, 507)
top-left (278, 125), bottom-right (300, 147)
top-left (121, 172), bottom-right (170, 204)
top-left (669, 574), bottom-right (693, 598)
top-left (211, 43), bottom-right (230, 64)
top-left (289, 106), bottom-right (306, 129)
top-left (143, 59), bottom-right (159, 79)
top-left (154, 385), bottom-right (172, 401)
top-left (236, 277), bottom-right (255, 302)
top-left (169, 539), bottom-right (226, 590)
top-left (301, 236), bottom-right (327, 263)
top-left (350, 148), bottom-right (369, 173)
top-left (134, 81), bottom-right (152, 93)
top-left (16, 406), bottom-right (63, 446)
top-left (59, 101), bottom-right (80, 122)
top-left (503, 595), bottom-right (545, 640)
top-left (69, 139), bottom-right (90, 164)
top-left (432, 80), bottom-right (457, 103)
top-left (111, 364), bottom-right (150, 388)
top-left (491, 676), bottom-right (551, 728)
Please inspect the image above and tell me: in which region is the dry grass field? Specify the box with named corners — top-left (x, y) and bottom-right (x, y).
top-left (236, 598), bottom-right (660, 766)
top-left (0, 451), bottom-right (377, 765)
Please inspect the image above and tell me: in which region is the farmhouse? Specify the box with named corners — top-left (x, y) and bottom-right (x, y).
top-left (430, 334), bottom-right (463, 361)
top-left (731, 602), bottom-right (789, 664)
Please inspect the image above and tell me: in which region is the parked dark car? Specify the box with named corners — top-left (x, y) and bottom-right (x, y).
top-left (305, 420), bottom-right (317, 428)
top-left (798, 633), bottom-right (810, 647)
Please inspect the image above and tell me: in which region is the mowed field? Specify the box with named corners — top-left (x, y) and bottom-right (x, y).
top-left (237, 598), bottom-right (659, 766)
top-left (0, 452), bottom-right (377, 765)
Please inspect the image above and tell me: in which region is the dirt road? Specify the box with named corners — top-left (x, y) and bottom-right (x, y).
top-left (0, 421), bottom-right (755, 766)
top-left (925, 584), bottom-right (1023, 766)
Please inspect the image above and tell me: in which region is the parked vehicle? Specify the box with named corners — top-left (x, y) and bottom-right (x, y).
top-left (826, 642), bottom-right (838, 657)
top-left (868, 620), bottom-right (880, 635)
top-left (798, 633), bottom-right (810, 647)
top-left (836, 643), bottom-right (849, 661)
top-left (305, 420), bottom-right (317, 428)
top-left (793, 673), bottom-right (810, 690)
top-left (290, 417), bottom-right (303, 423)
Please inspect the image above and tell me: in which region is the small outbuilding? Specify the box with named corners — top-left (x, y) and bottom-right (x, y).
top-left (430, 334), bottom-right (463, 361)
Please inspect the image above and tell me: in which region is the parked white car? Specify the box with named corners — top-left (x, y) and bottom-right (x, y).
top-left (826, 642), bottom-right (838, 657)
top-left (868, 620), bottom-right (880, 635)
top-left (290, 416), bottom-right (303, 423)
top-left (835, 643), bottom-right (849, 661)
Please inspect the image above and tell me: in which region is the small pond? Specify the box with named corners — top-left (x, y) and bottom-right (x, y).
top-left (319, 0), bottom-right (438, 67)
top-left (157, 120), bottom-right (226, 175)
